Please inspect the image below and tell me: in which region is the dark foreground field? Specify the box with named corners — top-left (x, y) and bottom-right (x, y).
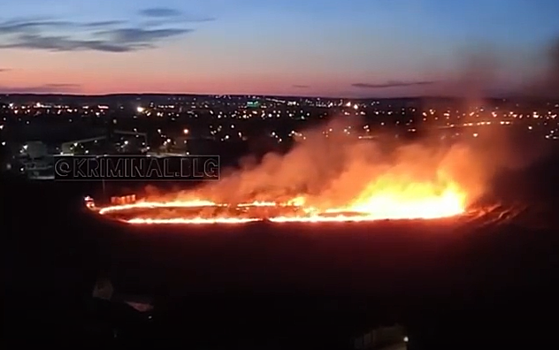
top-left (4, 148), bottom-right (559, 349)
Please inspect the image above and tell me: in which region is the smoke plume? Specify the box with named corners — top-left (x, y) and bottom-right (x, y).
top-left (141, 40), bottom-right (558, 211)
top-left (525, 37), bottom-right (559, 97)
top-left (147, 114), bottom-right (535, 211)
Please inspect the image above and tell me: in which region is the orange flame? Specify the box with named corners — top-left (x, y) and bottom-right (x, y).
top-left (96, 183), bottom-right (467, 225)
top-left (94, 118), bottom-right (492, 225)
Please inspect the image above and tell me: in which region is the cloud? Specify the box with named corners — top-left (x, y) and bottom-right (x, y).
top-left (139, 8), bottom-right (183, 18)
top-left (138, 7), bottom-right (214, 22)
top-left (0, 10), bottom-right (206, 53)
top-left (83, 20), bottom-right (126, 28)
top-left (42, 83), bottom-right (80, 88)
top-left (0, 68), bottom-right (10, 72)
top-left (352, 81), bottom-right (437, 89)
top-left (97, 28), bottom-right (192, 44)
top-left (293, 84), bottom-right (310, 89)
top-left (0, 18), bottom-right (75, 33)
top-left (0, 83), bottom-right (81, 93)
top-left (0, 34), bottom-right (132, 52)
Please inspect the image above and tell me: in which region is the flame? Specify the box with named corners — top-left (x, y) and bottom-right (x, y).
top-left (340, 182), bottom-right (467, 220)
top-left (128, 217), bottom-right (260, 225)
top-left (98, 200), bottom-right (221, 215)
top-left (96, 182), bottom-right (467, 225)
top-left (93, 118), bottom-right (492, 225)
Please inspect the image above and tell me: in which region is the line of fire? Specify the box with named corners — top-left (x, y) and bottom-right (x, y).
top-left (1, 96), bottom-right (552, 228)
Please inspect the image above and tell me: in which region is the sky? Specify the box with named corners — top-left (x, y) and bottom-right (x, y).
top-left (0, 0), bottom-right (558, 97)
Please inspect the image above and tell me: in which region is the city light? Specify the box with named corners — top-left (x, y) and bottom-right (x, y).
top-left (6, 96), bottom-right (559, 182)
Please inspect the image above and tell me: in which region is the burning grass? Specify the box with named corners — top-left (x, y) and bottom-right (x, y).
top-left (94, 116), bottom-right (535, 226)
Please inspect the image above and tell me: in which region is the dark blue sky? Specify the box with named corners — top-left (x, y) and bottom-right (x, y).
top-left (0, 0), bottom-right (558, 96)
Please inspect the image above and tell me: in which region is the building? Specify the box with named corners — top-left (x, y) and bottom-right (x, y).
top-left (10, 129), bottom-right (148, 180)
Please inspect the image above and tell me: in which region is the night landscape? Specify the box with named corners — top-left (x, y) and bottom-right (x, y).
top-left (4, 1), bottom-right (559, 349)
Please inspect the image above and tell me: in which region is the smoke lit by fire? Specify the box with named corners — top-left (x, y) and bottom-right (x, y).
top-left (94, 114), bottom-right (511, 225)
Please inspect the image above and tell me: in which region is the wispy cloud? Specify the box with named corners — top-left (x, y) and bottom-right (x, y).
top-left (139, 8), bottom-right (183, 18)
top-left (0, 83), bottom-right (81, 93)
top-left (82, 20), bottom-right (126, 28)
top-left (0, 18), bottom-right (75, 33)
top-left (0, 8), bottom-right (209, 53)
top-left (138, 7), bottom-right (214, 22)
top-left (352, 81), bottom-right (436, 89)
top-left (293, 84), bottom-right (310, 89)
top-left (0, 68), bottom-right (11, 72)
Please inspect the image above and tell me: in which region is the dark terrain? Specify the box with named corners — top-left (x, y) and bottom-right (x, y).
top-left (4, 137), bottom-right (559, 349)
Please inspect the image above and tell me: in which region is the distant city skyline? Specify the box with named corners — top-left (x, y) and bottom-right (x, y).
top-left (0, 0), bottom-right (558, 97)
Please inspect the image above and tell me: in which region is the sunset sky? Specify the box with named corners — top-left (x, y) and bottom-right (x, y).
top-left (1, 0), bottom-right (558, 97)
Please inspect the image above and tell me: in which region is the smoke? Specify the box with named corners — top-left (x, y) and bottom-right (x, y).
top-left (524, 37), bottom-right (559, 98)
top-left (424, 36), bottom-right (559, 99)
top-left (450, 45), bottom-right (501, 100)
top-left (150, 114), bottom-right (532, 211)
top-left (546, 38), bottom-right (559, 93)
top-left (140, 40), bottom-right (558, 211)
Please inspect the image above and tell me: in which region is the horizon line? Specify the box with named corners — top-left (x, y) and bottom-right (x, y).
top-left (0, 92), bottom-right (538, 100)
